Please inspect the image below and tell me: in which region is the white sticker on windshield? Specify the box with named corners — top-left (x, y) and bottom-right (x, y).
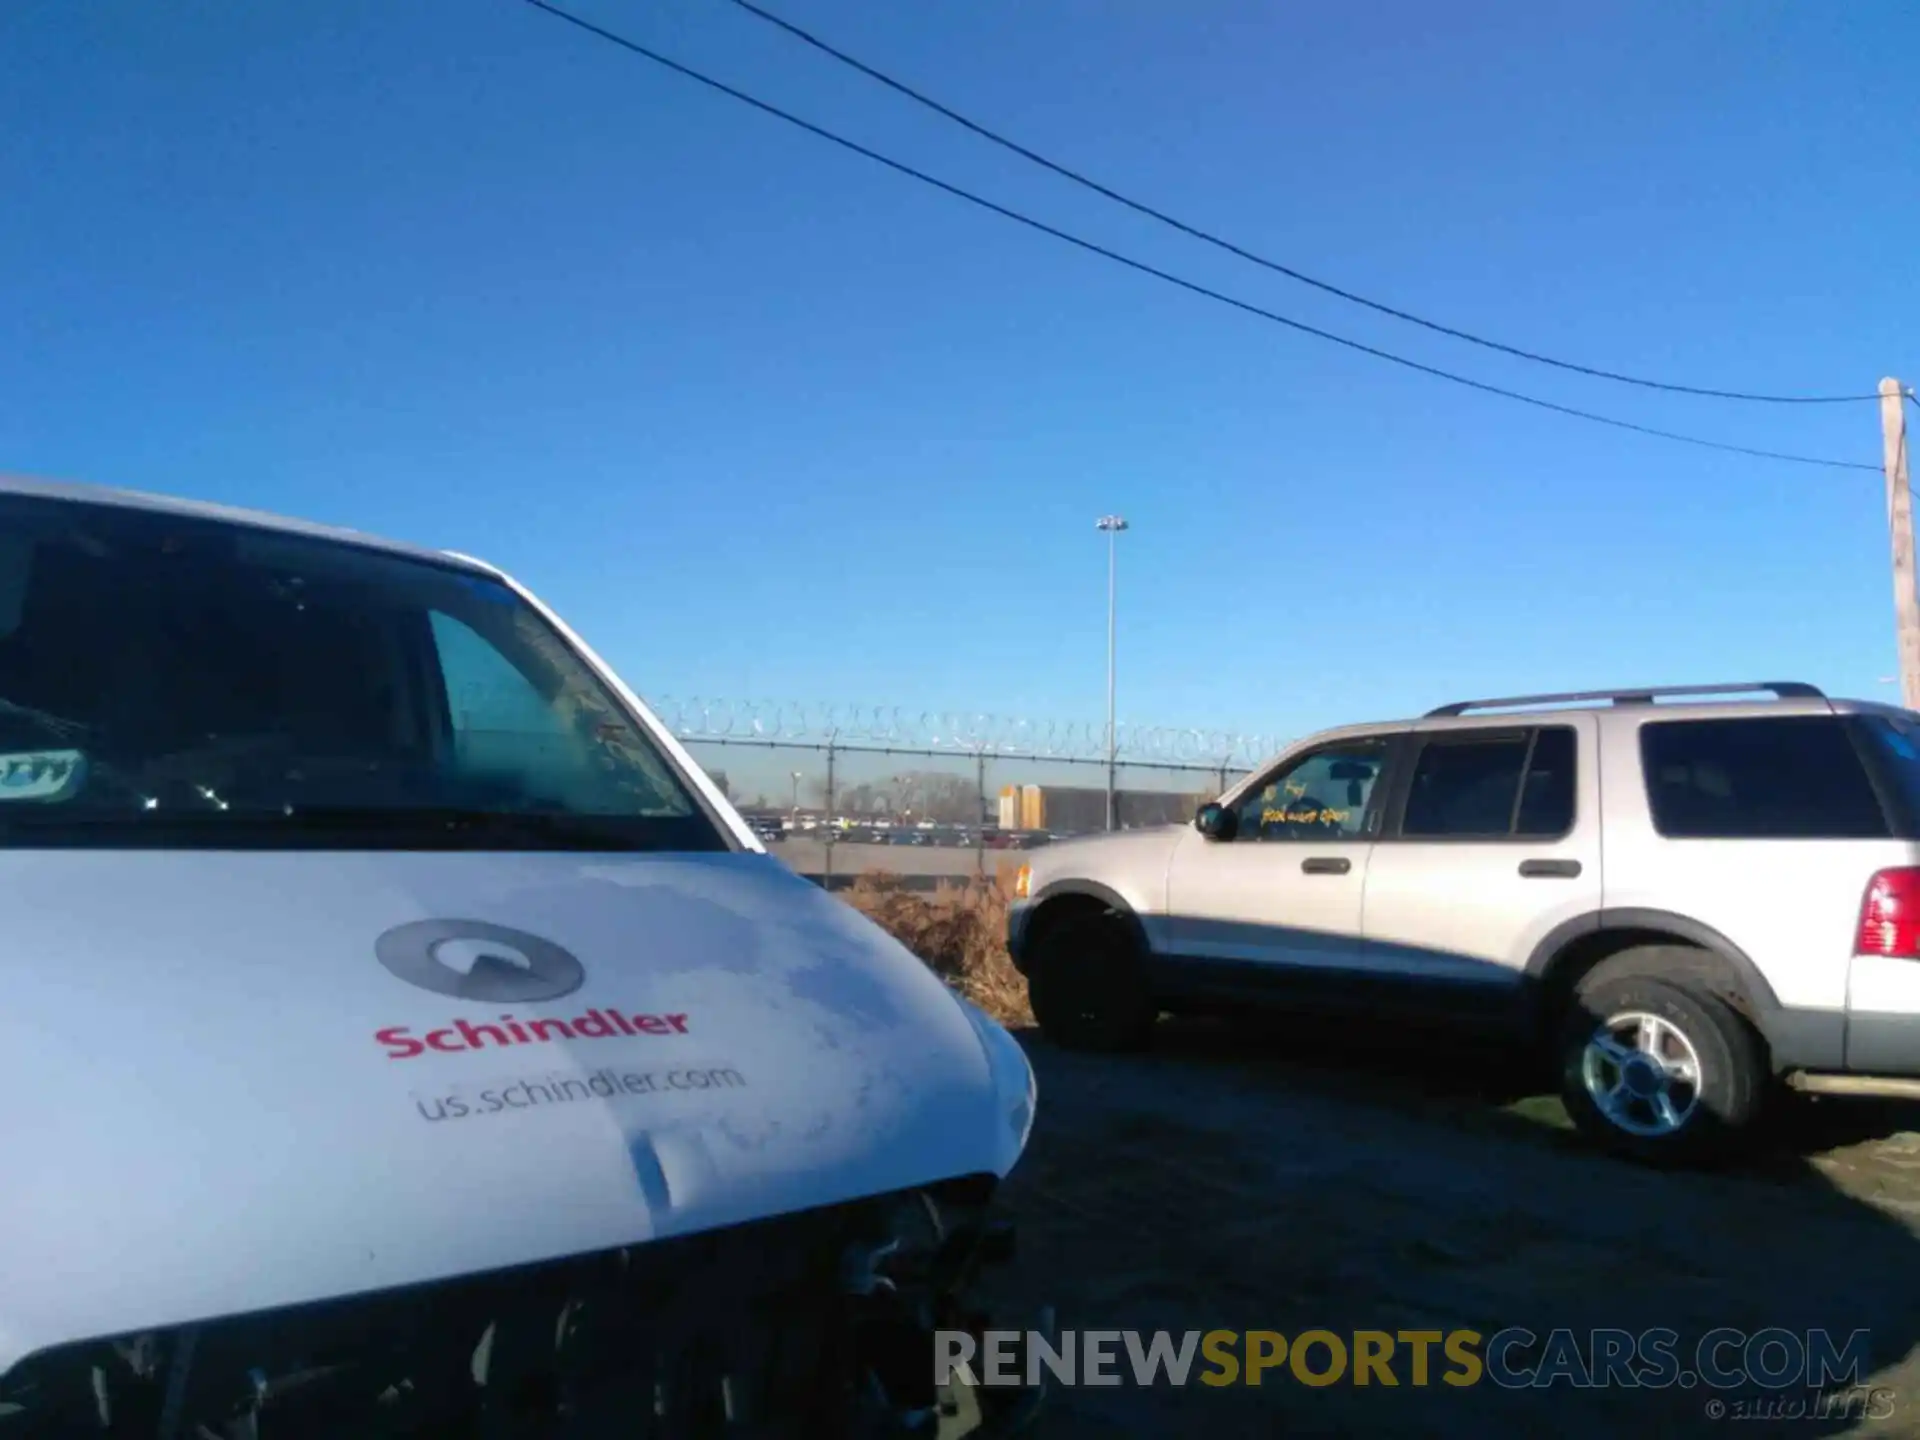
top-left (0, 750), bottom-right (88, 802)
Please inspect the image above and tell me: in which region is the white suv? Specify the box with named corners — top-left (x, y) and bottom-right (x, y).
top-left (1008, 682), bottom-right (1920, 1164)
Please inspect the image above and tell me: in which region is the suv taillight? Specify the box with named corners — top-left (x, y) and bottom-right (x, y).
top-left (1855, 868), bottom-right (1920, 957)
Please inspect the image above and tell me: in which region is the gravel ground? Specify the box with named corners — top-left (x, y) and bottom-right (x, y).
top-left (972, 1017), bottom-right (1920, 1439)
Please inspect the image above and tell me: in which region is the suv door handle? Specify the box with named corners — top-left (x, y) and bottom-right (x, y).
top-left (1301, 857), bottom-right (1352, 875)
top-left (1519, 859), bottom-right (1582, 878)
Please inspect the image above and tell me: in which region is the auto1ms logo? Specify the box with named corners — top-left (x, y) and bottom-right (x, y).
top-left (371, 918), bottom-right (691, 1060)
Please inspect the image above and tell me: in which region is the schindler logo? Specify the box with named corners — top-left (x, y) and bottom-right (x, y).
top-left (375, 919), bottom-right (586, 1004)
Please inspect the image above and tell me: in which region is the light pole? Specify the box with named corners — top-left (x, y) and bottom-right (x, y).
top-left (1096, 515), bottom-right (1129, 831)
top-left (790, 771), bottom-right (802, 817)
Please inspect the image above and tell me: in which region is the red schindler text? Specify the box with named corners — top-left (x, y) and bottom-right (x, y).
top-left (375, 1010), bottom-right (690, 1060)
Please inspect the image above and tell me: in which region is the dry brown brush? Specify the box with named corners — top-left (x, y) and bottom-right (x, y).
top-left (841, 871), bottom-right (1032, 1026)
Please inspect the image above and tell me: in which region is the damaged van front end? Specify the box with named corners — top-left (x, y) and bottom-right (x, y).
top-left (0, 478), bottom-right (1042, 1437)
top-left (1, 1173), bottom-right (1038, 1438)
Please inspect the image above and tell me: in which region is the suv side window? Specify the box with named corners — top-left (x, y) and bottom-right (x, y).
top-left (1400, 726), bottom-right (1576, 839)
top-left (1640, 716), bottom-right (1888, 839)
top-left (1233, 738), bottom-right (1388, 841)
top-left (1515, 726), bottom-right (1577, 835)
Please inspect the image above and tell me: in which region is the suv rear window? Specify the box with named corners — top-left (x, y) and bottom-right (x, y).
top-left (1850, 712), bottom-right (1920, 837)
top-left (1639, 716), bottom-right (1888, 839)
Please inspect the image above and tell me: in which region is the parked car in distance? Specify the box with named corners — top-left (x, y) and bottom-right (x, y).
top-left (0, 475), bottom-right (1039, 1434)
top-left (1008, 681), bottom-right (1920, 1166)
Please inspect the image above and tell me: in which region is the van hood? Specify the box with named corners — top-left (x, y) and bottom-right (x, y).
top-left (0, 850), bottom-right (1034, 1372)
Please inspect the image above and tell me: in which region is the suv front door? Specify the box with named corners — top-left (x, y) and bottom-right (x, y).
top-left (1164, 734), bottom-right (1398, 974)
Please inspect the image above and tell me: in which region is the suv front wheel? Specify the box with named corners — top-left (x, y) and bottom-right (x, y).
top-left (1556, 960), bottom-right (1766, 1167)
top-left (1027, 909), bottom-right (1157, 1052)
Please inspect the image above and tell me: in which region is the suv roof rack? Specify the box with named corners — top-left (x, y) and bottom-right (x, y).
top-left (1424, 681), bottom-right (1826, 718)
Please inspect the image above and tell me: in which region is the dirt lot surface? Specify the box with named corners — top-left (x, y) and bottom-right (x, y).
top-left (974, 1017), bottom-right (1920, 1439)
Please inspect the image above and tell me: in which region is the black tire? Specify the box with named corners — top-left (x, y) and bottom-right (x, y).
top-left (1026, 910), bottom-right (1156, 1052)
top-left (1557, 964), bottom-right (1766, 1167)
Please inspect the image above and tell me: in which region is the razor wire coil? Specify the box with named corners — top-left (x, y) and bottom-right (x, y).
top-left (644, 697), bottom-right (1286, 769)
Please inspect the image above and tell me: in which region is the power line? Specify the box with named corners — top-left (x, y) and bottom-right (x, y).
top-left (521, 0), bottom-right (1880, 474)
top-left (723, 0), bottom-right (1880, 407)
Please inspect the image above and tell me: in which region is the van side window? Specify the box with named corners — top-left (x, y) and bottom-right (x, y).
top-left (427, 608), bottom-right (698, 818)
top-left (429, 610), bottom-right (607, 811)
top-left (430, 611), bottom-right (563, 756)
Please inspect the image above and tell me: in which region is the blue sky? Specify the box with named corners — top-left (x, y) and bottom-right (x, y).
top-left (2, 0), bottom-right (1914, 748)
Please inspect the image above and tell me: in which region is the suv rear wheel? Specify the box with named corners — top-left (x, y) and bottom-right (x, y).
top-left (1556, 959), bottom-right (1766, 1166)
top-left (1026, 909), bottom-right (1156, 1052)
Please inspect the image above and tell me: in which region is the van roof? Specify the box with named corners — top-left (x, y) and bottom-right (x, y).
top-left (0, 472), bottom-right (499, 576)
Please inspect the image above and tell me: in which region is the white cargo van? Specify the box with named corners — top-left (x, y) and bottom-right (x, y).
top-left (0, 476), bottom-right (1038, 1436)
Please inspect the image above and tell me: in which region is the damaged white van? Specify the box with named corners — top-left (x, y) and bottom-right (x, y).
top-left (0, 476), bottom-right (1039, 1437)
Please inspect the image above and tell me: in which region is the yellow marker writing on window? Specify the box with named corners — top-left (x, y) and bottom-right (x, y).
top-left (1263, 806), bottom-right (1351, 827)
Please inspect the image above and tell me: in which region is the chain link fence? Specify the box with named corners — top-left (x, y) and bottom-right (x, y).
top-left (653, 699), bottom-right (1287, 886)
top-left (647, 697), bottom-right (1282, 767)
top-left (680, 734), bottom-right (1264, 888)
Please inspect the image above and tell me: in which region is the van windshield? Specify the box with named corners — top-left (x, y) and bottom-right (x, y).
top-left (0, 494), bottom-right (727, 852)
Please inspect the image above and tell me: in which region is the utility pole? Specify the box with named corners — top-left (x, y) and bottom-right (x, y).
top-left (1882, 378), bottom-right (1920, 711)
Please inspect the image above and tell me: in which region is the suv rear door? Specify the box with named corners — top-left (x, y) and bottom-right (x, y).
top-left (1359, 715), bottom-right (1601, 1018)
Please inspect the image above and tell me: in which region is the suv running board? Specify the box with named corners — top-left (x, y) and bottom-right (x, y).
top-left (1786, 1072), bottom-right (1920, 1101)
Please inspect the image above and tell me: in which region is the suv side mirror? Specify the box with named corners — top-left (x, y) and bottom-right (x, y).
top-left (1195, 802), bottom-right (1237, 841)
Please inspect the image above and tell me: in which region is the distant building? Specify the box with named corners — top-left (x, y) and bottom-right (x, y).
top-left (988, 783), bottom-right (1209, 836)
